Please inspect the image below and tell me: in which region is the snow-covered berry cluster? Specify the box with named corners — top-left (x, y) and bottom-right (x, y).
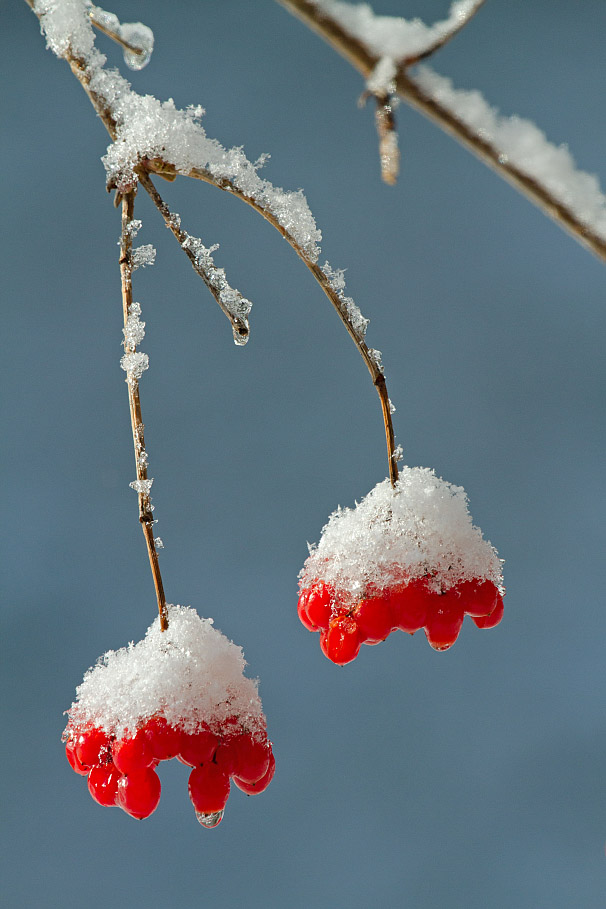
top-left (63, 606), bottom-right (274, 826)
top-left (298, 467), bottom-right (505, 664)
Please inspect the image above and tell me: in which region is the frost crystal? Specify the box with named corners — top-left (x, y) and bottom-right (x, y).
top-left (300, 467), bottom-right (503, 597)
top-left (129, 478), bottom-right (153, 495)
top-left (131, 244), bottom-right (156, 270)
top-left (120, 350), bottom-right (148, 382)
top-left (65, 605), bottom-right (267, 738)
top-left (122, 301), bottom-right (146, 349)
top-left (153, 536), bottom-right (164, 549)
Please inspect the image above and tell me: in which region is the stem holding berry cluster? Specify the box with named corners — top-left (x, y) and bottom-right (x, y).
top-left (119, 190), bottom-right (168, 631)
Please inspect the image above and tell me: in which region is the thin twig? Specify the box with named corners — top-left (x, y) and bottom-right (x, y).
top-left (120, 191), bottom-right (169, 631)
top-left (276, 0), bottom-right (606, 262)
top-left (137, 172), bottom-right (251, 344)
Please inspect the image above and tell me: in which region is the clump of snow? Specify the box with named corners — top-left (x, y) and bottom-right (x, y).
top-left (412, 66), bottom-right (606, 241)
top-left (322, 261), bottom-right (369, 340)
top-left (132, 244), bottom-right (156, 270)
top-left (300, 467), bottom-right (503, 597)
top-left (311, 0), bottom-right (482, 62)
top-left (366, 56), bottom-right (397, 96)
top-left (65, 605), bottom-right (266, 737)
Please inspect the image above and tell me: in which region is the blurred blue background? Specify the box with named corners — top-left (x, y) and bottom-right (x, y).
top-left (2, 1), bottom-right (606, 906)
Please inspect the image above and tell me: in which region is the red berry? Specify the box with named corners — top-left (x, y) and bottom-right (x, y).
top-left (424, 589), bottom-right (464, 651)
top-left (323, 615), bottom-right (362, 665)
top-left (112, 729), bottom-right (155, 774)
top-left (65, 738), bottom-right (89, 775)
top-left (179, 726), bottom-right (219, 767)
top-left (143, 716), bottom-right (183, 761)
top-left (74, 725), bottom-right (111, 768)
top-left (188, 763), bottom-right (231, 814)
top-left (305, 582), bottom-right (334, 630)
top-left (390, 579), bottom-right (429, 634)
top-left (459, 579), bottom-right (499, 617)
top-left (88, 763), bottom-right (122, 807)
top-left (354, 595), bottom-right (395, 644)
top-left (472, 594), bottom-right (504, 629)
top-left (116, 767), bottom-right (161, 819)
top-left (297, 589), bottom-right (316, 632)
top-left (221, 732), bottom-right (271, 783)
top-left (233, 751), bottom-right (275, 795)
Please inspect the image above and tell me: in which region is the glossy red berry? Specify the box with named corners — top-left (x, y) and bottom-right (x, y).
top-left (323, 615), bottom-right (362, 665)
top-left (188, 763), bottom-right (231, 814)
top-left (354, 595), bottom-right (395, 644)
top-left (143, 716), bottom-right (184, 761)
top-left (74, 725), bottom-right (112, 768)
top-left (222, 732), bottom-right (271, 783)
top-left (424, 590), bottom-right (465, 651)
top-left (179, 726), bottom-right (219, 767)
top-left (112, 729), bottom-right (155, 774)
top-left (297, 588), bottom-right (316, 631)
top-left (459, 579), bottom-right (499, 617)
top-left (390, 579), bottom-right (429, 634)
top-left (65, 737), bottom-right (89, 775)
top-left (116, 767), bottom-right (161, 819)
top-left (88, 763), bottom-right (122, 807)
top-left (233, 751), bottom-right (275, 795)
top-left (472, 594), bottom-right (504, 629)
top-left (304, 582), bottom-right (334, 630)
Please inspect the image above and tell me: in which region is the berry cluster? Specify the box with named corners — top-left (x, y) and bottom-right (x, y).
top-left (64, 714), bottom-right (274, 826)
top-left (298, 575), bottom-right (504, 664)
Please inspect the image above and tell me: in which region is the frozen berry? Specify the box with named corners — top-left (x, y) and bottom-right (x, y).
top-left (188, 763), bottom-right (231, 814)
top-left (323, 615), bottom-right (362, 665)
top-left (233, 751), bottom-right (275, 795)
top-left (354, 595), bottom-right (395, 644)
top-left (179, 726), bottom-right (219, 767)
top-left (424, 590), bottom-right (465, 651)
top-left (459, 579), bottom-right (499, 617)
top-left (112, 729), bottom-right (155, 774)
top-left (472, 594), bottom-right (504, 629)
top-left (88, 763), bottom-right (122, 807)
top-left (143, 716), bottom-right (183, 761)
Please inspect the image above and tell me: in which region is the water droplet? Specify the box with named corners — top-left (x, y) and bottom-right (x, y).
top-left (196, 809), bottom-right (224, 828)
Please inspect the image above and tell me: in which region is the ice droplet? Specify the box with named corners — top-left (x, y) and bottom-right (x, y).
top-left (232, 322), bottom-right (250, 346)
top-left (196, 809), bottom-right (224, 828)
top-left (120, 23), bottom-right (154, 70)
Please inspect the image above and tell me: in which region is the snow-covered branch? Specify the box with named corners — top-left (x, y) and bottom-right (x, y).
top-left (277, 0), bottom-right (606, 261)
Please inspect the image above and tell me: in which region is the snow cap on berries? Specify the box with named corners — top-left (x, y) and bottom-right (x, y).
top-left (66, 605), bottom-right (266, 738)
top-left (300, 467), bottom-right (503, 597)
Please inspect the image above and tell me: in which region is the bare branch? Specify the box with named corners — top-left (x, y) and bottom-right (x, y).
top-left (119, 191), bottom-right (169, 632)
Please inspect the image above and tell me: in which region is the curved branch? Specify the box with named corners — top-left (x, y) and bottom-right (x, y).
top-left (277, 0), bottom-right (606, 262)
top-left (402, 0), bottom-right (486, 66)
